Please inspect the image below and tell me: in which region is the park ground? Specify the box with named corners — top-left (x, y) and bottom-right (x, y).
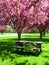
top-left (0, 33), bottom-right (49, 65)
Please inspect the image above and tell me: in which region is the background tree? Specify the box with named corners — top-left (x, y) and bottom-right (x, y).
top-left (37, 0), bottom-right (49, 39)
top-left (31, 0), bottom-right (49, 39)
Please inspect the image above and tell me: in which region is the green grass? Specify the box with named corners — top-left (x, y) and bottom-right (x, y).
top-left (0, 33), bottom-right (49, 65)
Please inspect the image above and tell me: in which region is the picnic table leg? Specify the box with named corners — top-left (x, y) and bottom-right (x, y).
top-left (17, 48), bottom-right (18, 51)
top-left (33, 48), bottom-right (38, 55)
top-left (16, 42), bottom-right (19, 52)
top-left (35, 48), bottom-right (38, 55)
top-left (39, 44), bottom-right (42, 52)
top-left (36, 44), bottom-right (42, 52)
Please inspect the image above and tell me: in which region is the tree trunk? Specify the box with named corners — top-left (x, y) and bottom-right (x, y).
top-left (39, 29), bottom-right (42, 40)
top-left (18, 32), bottom-right (21, 41)
top-left (43, 30), bottom-right (45, 36)
top-left (40, 32), bottom-right (42, 39)
top-left (40, 31), bottom-right (42, 39)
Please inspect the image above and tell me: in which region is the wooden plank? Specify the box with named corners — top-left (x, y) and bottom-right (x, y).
top-left (36, 42), bottom-right (43, 44)
top-left (16, 40), bottom-right (34, 43)
top-left (33, 48), bottom-right (39, 50)
top-left (16, 40), bottom-right (35, 46)
top-left (13, 46), bottom-right (25, 48)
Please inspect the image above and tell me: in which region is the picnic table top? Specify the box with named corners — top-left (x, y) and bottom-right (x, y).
top-left (16, 40), bottom-right (33, 43)
top-left (16, 40), bottom-right (43, 44)
top-left (36, 42), bottom-right (43, 44)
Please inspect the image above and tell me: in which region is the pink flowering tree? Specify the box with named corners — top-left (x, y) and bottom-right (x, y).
top-left (0, 0), bottom-right (34, 40)
top-left (22, 0), bottom-right (49, 39)
top-left (34, 0), bottom-right (49, 39)
top-left (27, 0), bottom-right (49, 39)
top-left (7, 0), bottom-right (35, 40)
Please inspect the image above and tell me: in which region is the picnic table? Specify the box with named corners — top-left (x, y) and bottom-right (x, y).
top-left (0, 40), bottom-right (43, 55)
top-left (16, 40), bottom-right (43, 55)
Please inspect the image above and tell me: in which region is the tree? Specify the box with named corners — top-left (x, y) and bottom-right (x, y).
top-left (38, 0), bottom-right (49, 39)
top-left (32, 0), bottom-right (49, 39)
top-left (22, 0), bottom-right (49, 39)
top-left (7, 0), bottom-right (35, 40)
top-left (0, 0), bottom-right (29, 40)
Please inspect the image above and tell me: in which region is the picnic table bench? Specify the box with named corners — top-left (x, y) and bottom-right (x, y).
top-left (16, 40), bottom-right (43, 55)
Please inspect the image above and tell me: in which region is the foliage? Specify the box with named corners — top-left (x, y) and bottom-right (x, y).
top-left (0, 25), bottom-right (7, 34)
top-left (0, 0), bottom-right (49, 39)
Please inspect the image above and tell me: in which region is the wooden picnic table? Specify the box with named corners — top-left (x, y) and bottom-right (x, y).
top-left (16, 40), bottom-right (43, 55)
top-left (0, 40), bottom-right (43, 55)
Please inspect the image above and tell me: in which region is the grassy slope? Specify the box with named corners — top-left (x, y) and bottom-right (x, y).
top-left (0, 33), bottom-right (49, 65)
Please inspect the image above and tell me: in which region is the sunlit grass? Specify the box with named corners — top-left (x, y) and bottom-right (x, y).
top-left (0, 33), bottom-right (49, 65)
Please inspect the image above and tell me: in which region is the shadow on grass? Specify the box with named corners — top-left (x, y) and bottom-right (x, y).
top-left (0, 46), bottom-right (17, 61)
top-left (43, 56), bottom-right (49, 59)
top-left (0, 49), bottom-right (40, 65)
top-left (0, 37), bottom-right (49, 43)
top-left (0, 45), bottom-right (40, 57)
top-left (45, 61), bottom-right (49, 65)
top-left (42, 50), bottom-right (49, 60)
top-left (14, 50), bottom-right (41, 56)
top-left (43, 52), bottom-right (49, 59)
top-left (19, 38), bottom-right (49, 42)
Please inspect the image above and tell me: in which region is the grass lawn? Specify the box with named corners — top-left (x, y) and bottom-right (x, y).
top-left (0, 33), bottom-right (49, 65)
